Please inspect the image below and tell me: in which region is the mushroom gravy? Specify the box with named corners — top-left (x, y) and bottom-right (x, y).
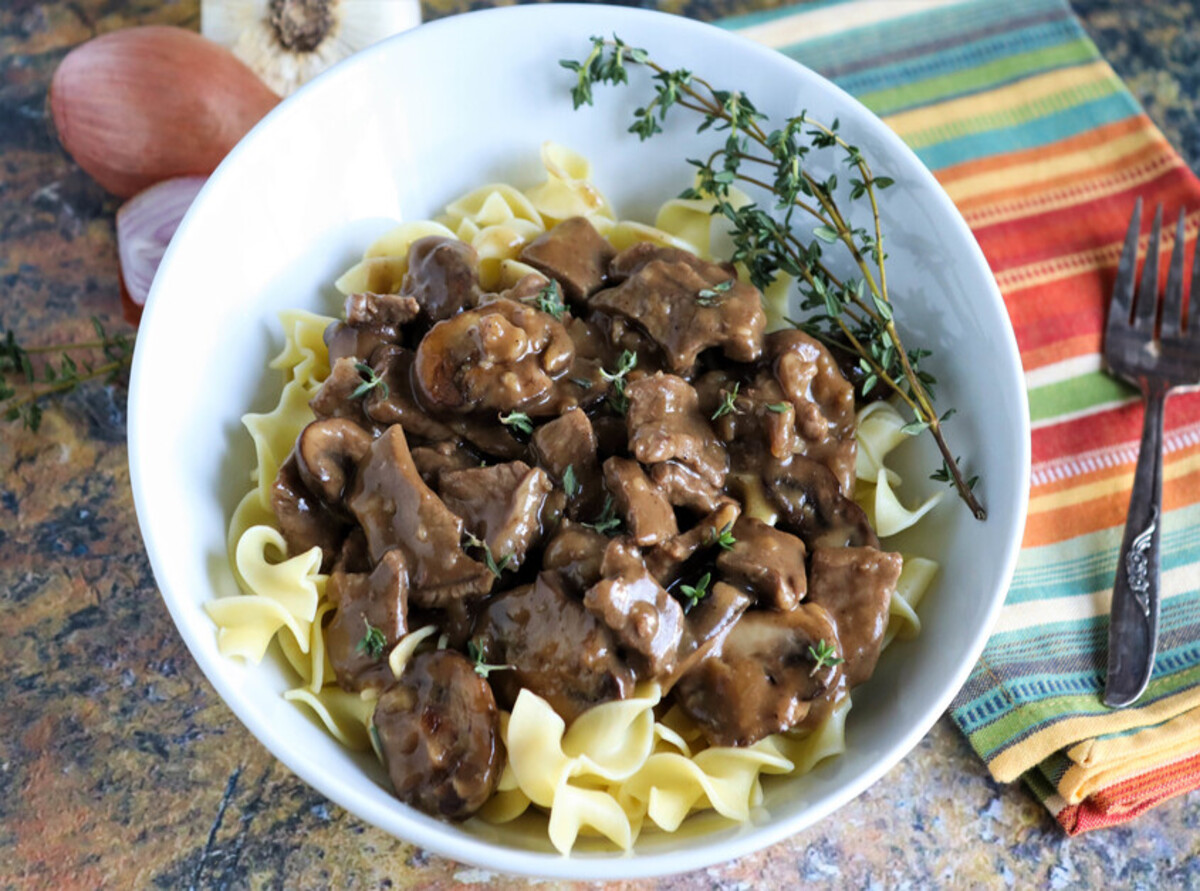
top-left (271, 218), bottom-right (902, 821)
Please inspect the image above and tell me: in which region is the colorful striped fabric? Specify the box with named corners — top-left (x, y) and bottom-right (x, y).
top-left (724, 0), bottom-right (1200, 833)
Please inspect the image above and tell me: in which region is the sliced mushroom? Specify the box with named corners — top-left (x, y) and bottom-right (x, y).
top-left (270, 454), bottom-right (346, 572)
top-left (413, 298), bottom-right (575, 416)
top-left (295, 417), bottom-right (374, 509)
top-left (373, 649), bottom-right (502, 820)
top-left (674, 602), bottom-right (846, 747)
top-left (762, 454), bottom-right (879, 551)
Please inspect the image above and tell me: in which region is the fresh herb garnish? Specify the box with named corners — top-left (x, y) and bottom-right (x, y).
top-left (696, 278), bottom-right (735, 306)
top-left (711, 382), bottom-right (741, 420)
top-left (351, 362), bottom-right (389, 400)
top-left (464, 531), bottom-right (513, 579)
top-left (601, 349), bottom-right (638, 414)
top-left (563, 37), bottom-right (985, 520)
top-left (355, 618), bottom-right (387, 659)
top-left (526, 280), bottom-right (567, 320)
top-left (766, 402), bottom-right (791, 414)
top-left (583, 495), bottom-right (622, 535)
top-left (467, 640), bottom-right (512, 679)
top-left (498, 410), bottom-right (534, 436)
top-left (710, 522), bottom-right (737, 551)
top-left (679, 572), bottom-right (712, 612)
top-left (807, 639), bottom-right (844, 675)
top-left (562, 464), bottom-right (580, 498)
top-left (0, 318), bottom-right (135, 432)
top-left (570, 376), bottom-right (594, 389)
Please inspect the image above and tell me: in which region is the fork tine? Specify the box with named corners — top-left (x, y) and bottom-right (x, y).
top-left (1163, 209), bottom-right (1187, 338)
top-left (1133, 203), bottom-right (1164, 332)
top-left (1109, 198), bottom-right (1142, 334)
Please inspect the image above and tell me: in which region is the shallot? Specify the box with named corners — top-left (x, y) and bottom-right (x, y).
top-left (50, 27), bottom-right (279, 198)
top-left (116, 177), bottom-right (207, 324)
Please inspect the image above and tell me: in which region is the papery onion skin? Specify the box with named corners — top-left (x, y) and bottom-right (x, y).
top-left (117, 176), bottom-right (207, 325)
top-left (50, 26), bottom-right (280, 198)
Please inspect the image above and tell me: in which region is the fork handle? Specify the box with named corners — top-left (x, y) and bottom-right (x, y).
top-left (1103, 381), bottom-right (1168, 708)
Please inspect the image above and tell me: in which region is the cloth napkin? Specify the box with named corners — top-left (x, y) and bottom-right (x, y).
top-left (723, 0), bottom-right (1200, 833)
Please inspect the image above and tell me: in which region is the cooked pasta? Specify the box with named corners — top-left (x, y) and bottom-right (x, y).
top-left (208, 143), bottom-right (942, 853)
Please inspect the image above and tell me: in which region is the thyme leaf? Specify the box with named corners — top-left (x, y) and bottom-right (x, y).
top-left (679, 572), bottom-right (712, 612)
top-left (807, 639), bottom-right (844, 675)
top-left (356, 619), bottom-right (387, 658)
top-left (351, 362), bottom-right (389, 400)
top-left (498, 411), bottom-right (534, 436)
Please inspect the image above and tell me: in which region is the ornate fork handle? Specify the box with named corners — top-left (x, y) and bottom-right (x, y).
top-left (1104, 379), bottom-right (1168, 708)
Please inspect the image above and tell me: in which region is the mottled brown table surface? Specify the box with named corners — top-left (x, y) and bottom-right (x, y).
top-left (2, 1), bottom-right (1199, 889)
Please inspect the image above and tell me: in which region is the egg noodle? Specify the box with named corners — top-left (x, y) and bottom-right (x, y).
top-left (208, 143), bottom-right (941, 853)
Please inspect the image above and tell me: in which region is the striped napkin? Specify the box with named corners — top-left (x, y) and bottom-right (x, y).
top-left (724, 0), bottom-right (1200, 833)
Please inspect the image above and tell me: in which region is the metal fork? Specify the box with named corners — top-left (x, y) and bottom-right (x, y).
top-left (1103, 199), bottom-right (1200, 708)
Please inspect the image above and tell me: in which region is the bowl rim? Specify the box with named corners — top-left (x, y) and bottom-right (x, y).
top-left (128, 3), bottom-right (1031, 879)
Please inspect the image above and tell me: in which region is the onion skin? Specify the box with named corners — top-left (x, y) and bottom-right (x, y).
top-left (50, 27), bottom-right (280, 198)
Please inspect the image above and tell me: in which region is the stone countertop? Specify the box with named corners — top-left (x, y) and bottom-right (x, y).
top-left (1, 1), bottom-right (1198, 888)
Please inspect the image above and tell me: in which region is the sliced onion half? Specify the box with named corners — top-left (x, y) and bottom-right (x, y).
top-left (116, 176), bottom-right (207, 325)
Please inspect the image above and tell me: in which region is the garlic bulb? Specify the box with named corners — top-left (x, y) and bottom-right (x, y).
top-left (202, 0), bottom-right (421, 96)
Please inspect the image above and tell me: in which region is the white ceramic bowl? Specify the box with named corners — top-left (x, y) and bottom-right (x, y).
top-left (129, 4), bottom-right (1030, 880)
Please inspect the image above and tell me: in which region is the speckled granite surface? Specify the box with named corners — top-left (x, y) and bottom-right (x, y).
top-left (2, 1), bottom-right (1199, 888)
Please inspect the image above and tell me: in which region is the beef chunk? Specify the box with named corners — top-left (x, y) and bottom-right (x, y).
top-left (602, 457), bottom-right (678, 547)
top-left (590, 244), bottom-right (765, 374)
top-left (716, 516), bottom-right (807, 611)
top-left (583, 539), bottom-right (685, 679)
top-left (626, 374), bottom-right (728, 489)
top-left (531, 408), bottom-right (603, 518)
top-left (542, 520), bottom-right (610, 592)
top-left (347, 425), bottom-right (492, 607)
top-left (400, 236), bottom-right (482, 322)
top-left (345, 291), bottom-right (421, 329)
top-left (373, 650), bottom-right (501, 820)
top-left (309, 357), bottom-right (376, 429)
top-left (649, 461), bottom-right (727, 515)
top-left (674, 603), bottom-right (845, 747)
top-left (807, 547), bottom-right (902, 687)
top-left (519, 217), bottom-right (615, 303)
top-left (768, 330), bottom-right (857, 496)
top-left (362, 346), bottom-right (456, 442)
top-left (475, 572), bottom-right (635, 723)
top-left (271, 454), bottom-right (346, 572)
top-left (413, 298), bottom-right (574, 416)
top-left (708, 370), bottom-right (800, 461)
top-left (762, 455), bottom-right (879, 551)
top-left (439, 461), bottom-right (552, 571)
top-left (644, 501), bottom-right (741, 586)
top-left (410, 441), bottom-right (478, 489)
top-left (325, 549), bottom-right (409, 692)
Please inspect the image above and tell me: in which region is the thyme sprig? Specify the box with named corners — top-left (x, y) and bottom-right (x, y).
top-left (808, 639), bottom-right (844, 675)
top-left (526, 280), bottom-right (568, 320)
top-left (710, 521), bottom-right (737, 551)
top-left (711, 382), bottom-right (741, 420)
top-left (351, 362), bottom-right (389, 400)
top-left (467, 640), bottom-right (513, 679)
top-left (600, 348), bottom-right (638, 415)
top-left (582, 495), bottom-right (622, 536)
top-left (464, 531), bottom-right (513, 579)
top-left (356, 618), bottom-right (387, 658)
top-left (0, 318), bottom-right (135, 432)
top-left (679, 571), bottom-right (712, 612)
top-left (498, 410), bottom-right (534, 436)
top-left (563, 37), bottom-right (985, 520)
